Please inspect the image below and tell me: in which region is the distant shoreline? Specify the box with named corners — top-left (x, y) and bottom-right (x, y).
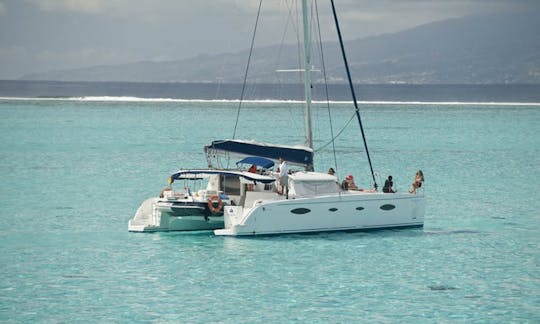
top-left (1, 80), bottom-right (540, 103)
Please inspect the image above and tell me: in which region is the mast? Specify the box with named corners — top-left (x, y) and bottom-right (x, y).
top-left (330, 0), bottom-right (378, 189)
top-left (302, 0), bottom-right (314, 154)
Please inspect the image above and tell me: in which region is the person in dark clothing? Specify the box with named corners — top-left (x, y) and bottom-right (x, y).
top-left (383, 175), bottom-right (395, 193)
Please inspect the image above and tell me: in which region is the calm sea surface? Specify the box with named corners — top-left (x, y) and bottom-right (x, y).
top-left (0, 82), bottom-right (539, 322)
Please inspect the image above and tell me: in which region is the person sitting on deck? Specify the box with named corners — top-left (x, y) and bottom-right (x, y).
top-left (248, 164), bottom-right (257, 173)
top-left (247, 164), bottom-right (257, 191)
top-left (341, 174), bottom-right (358, 190)
top-left (410, 170), bottom-right (424, 194)
top-left (383, 175), bottom-right (395, 193)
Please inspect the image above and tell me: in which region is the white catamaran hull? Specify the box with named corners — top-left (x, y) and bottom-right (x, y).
top-left (128, 198), bottom-right (224, 232)
top-left (128, 169), bottom-right (277, 232)
top-left (215, 192), bottom-right (424, 236)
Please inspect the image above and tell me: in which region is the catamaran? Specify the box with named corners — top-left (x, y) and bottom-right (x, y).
top-left (212, 0), bottom-right (426, 236)
top-left (128, 163), bottom-right (277, 232)
top-left (128, 0), bottom-right (425, 235)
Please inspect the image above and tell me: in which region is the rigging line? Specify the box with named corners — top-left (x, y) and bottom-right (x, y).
top-left (294, 0), bottom-right (304, 86)
top-left (281, 0), bottom-right (303, 125)
top-left (330, 0), bottom-right (378, 189)
top-left (313, 0), bottom-right (338, 174)
top-left (314, 111), bottom-right (356, 152)
top-left (276, 2), bottom-right (294, 82)
top-left (232, 0), bottom-right (263, 140)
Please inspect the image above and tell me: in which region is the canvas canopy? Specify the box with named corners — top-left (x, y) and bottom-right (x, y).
top-left (206, 139), bottom-right (313, 169)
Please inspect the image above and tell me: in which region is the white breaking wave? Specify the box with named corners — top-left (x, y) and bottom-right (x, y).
top-left (1, 96), bottom-right (539, 106)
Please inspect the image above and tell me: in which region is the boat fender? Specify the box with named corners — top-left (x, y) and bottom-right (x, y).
top-left (159, 187), bottom-right (171, 198)
top-left (208, 195), bottom-right (223, 214)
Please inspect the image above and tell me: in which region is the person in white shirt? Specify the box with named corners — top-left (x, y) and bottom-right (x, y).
top-left (278, 157), bottom-right (289, 198)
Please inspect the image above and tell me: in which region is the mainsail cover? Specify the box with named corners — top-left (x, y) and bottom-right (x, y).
top-left (206, 139), bottom-right (313, 169)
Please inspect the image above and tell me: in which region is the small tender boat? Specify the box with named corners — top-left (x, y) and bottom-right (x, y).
top-left (128, 167), bottom-right (276, 232)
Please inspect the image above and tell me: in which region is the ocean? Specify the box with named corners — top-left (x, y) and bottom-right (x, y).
top-left (0, 81), bottom-right (539, 322)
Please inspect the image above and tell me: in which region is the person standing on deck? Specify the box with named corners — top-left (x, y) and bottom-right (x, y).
top-left (278, 157), bottom-right (289, 198)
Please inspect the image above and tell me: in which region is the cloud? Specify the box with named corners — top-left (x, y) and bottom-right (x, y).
top-left (23, 0), bottom-right (108, 14)
top-left (20, 0), bottom-right (226, 23)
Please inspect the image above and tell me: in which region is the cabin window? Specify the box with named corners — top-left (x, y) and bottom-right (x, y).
top-left (291, 208), bottom-right (311, 215)
top-left (380, 204), bottom-right (396, 211)
top-left (220, 175), bottom-right (241, 195)
top-left (329, 208), bottom-right (338, 212)
top-left (355, 207), bottom-right (365, 211)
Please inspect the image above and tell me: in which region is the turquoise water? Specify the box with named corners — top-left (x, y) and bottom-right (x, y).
top-left (1, 99), bottom-right (539, 322)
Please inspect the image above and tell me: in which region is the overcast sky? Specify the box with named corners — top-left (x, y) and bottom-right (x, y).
top-left (0, 0), bottom-right (537, 79)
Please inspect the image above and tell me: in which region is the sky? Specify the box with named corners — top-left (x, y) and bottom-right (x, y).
top-left (0, 0), bottom-right (538, 79)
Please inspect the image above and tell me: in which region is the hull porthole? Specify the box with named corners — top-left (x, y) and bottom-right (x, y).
top-left (380, 204), bottom-right (396, 211)
top-left (291, 208), bottom-right (311, 215)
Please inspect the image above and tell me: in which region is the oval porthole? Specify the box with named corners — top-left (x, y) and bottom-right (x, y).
top-left (291, 208), bottom-right (311, 215)
top-left (329, 208), bottom-right (338, 212)
top-left (380, 204), bottom-right (396, 211)
top-left (355, 207), bottom-right (365, 211)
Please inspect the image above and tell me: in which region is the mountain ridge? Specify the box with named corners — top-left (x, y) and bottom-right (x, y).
top-left (20, 12), bottom-right (540, 84)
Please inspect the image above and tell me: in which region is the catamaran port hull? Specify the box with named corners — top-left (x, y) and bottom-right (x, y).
top-left (128, 198), bottom-right (224, 232)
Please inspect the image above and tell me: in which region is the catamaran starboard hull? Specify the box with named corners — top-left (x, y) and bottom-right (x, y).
top-left (214, 192), bottom-right (424, 236)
